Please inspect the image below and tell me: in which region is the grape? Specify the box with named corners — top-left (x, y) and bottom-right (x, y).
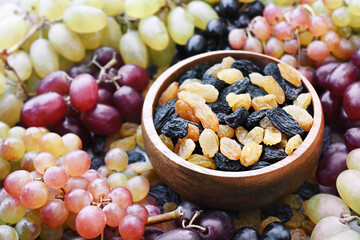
top-left (92, 46), bottom-right (124, 70)
top-left (218, 0), bottom-right (240, 20)
top-left (323, 0), bottom-right (344, 9)
top-left (139, 15), bottom-right (169, 51)
top-left (332, 38), bottom-right (354, 60)
top-left (156, 228), bottom-right (202, 240)
top-left (187, 1), bottom-right (218, 30)
top-left (39, 132), bottom-right (65, 158)
top-left (69, 74), bottom-right (98, 111)
top-left (144, 204), bottom-right (161, 218)
top-left (82, 169), bottom-right (100, 182)
top-left (167, 7), bottom-right (195, 45)
top-left (327, 230), bottom-right (360, 239)
top-left (39, 224), bottom-right (63, 240)
top-left (15, 217), bottom-right (41, 240)
top-left (63, 5), bottom-right (107, 34)
top-left (76, 205), bottom-right (106, 239)
top-left (30, 39), bottom-right (59, 78)
top-left (284, 39), bottom-right (299, 54)
top-left (198, 210), bottom-right (234, 240)
top-left (5, 51), bottom-right (33, 82)
top-left (126, 204), bottom-right (149, 224)
top-left (108, 186), bottom-right (133, 209)
top-left (150, 39), bottom-right (175, 68)
top-left (102, 0), bottom-right (125, 16)
top-left (101, 17), bottom-right (122, 49)
top-left (62, 133), bottom-right (82, 154)
top-left (307, 41), bottom-right (330, 61)
top-left (0, 157), bottom-right (10, 180)
top-left (64, 188), bottom-right (92, 213)
top-left (244, 37), bottom-right (262, 53)
top-left (299, 31), bottom-right (313, 46)
top-left (40, 199), bottom-right (68, 228)
top-left (97, 88), bottom-right (113, 105)
top-left (250, 17), bottom-right (271, 40)
top-left (317, 152), bottom-right (347, 186)
top-left (0, 188), bottom-right (9, 204)
top-left (321, 31), bottom-right (340, 51)
top-left (320, 90), bottom-right (342, 125)
top-left (20, 181), bottom-right (49, 209)
top-left (327, 63), bottom-right (358, 97)
top-left (312, 0), bottom-right (329, 15)
top-left (346, 149), bottom-right (360, 172)
top-left (314, 61), bottom-right (340, 89)
top-left (118, 215), bottom-right (145, 240)
top-left (228, 28), bottom-right (246, 50)
top-left (105, 148), bottom-right (128, 172)
top-left (7, 126), bottom-right (26, 139)
top-left (113, 86), bottom-right (143, 124)
top-left (0, 15), bottom-right (27, 50)
top-left (64, 176), bottom-right (89, 193)
top-left (311, 216), bottom-right (350, 240)
top-left (119, 31), bottom-right (149, 68)
top-left (36, 71), bottom-right (70, 96)
top-left (332, 6), bottom-right (351, 27)
top-left (280, 54), bottom-right (297, 68)
top-left (234, 14), bottom-right (250, 28)
top-left (0, 137), bottom-right (25, 161)
top-left (344, 82), bottom-right (360, 121)
top-left (38, 0), bottom-right (69, 21)
top-left (34, 152), bottom-right (56, 174)
top-left (117, 64), bottom-right (149, 91)
top-left (273, 21), bottom-right (292, 41)
top-left (80, 104), bottom-right (122, 135)
top-left (0, 197), bottom-right (26, 224)
top-left (309, 16), bottom-right (328, 37)
top-left (185, 34), bottom-right (207, 57)
top-left (337, 170), bottom-right (360, 215)
top-left (303, 193), bottom-right (350, 224)
top-left (4, 170), bottom-right (32, 198)
top-left (263, 3), bottom-right (283, 25)
top-left (0, 225), bottom-right (19, 240)
top-left (289, 7), bottom-right (310, 31)
top-left (234, 227), bottom-right (260, 240)
top-left (0, 73), bottom-right (5, 95)
top-left (262, 222), bottom-right (290, 240)
top-left (125, 0), bottom-right (162, 18)
top-left (265, 37), bottom-right (284, 59)
top-left (126, 175), bottom-right (150, 202)
top-left (43, 166), bottom-right (69, 189)
top-left (88, 178), bottom-right (110, 201)
top-left (205, 19), bottom-right (227, 39)
top-left (345, 128), bottom-right (360, 151)
top-left (62, 150), bottom-right (91, 177)
top-left (103, 203), bottom-right (126, 227)
top-left (144, 227), bottom-right (164, 240)
top-left (350, 13), bottom-right (360, 28)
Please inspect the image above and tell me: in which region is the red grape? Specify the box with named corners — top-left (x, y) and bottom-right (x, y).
top-left (338, 108), bottom-right (360, 131)
top-left (352, 48), bottom-right (360, 70)
top-left (37, 71), bottom-right (70, 96)
top-left (344, 127), bottom-right (360, 151)
top-left (92, 46), bottom-right (124, 70)
top-left (64, 188), bottom-right (92, 214)
top-left (76, 206), bottom-right (106, 239)
top-left (198, 210), bottom-right (234, 240)
top-left (317, 152), bottom-right (347, 186)
top-left (126, 204), bottom-right (149, 224)
top-left (40, 199), bottom-right (69, 228)
top-left (113, 86), bottom-right (143, 124)
top-left (62, 150), bottom-right (91, 177)
top-left (320, 90), bottom-right (342, 125)
top-left (20, 181), bottom-right (49, 209)
top-left (103, 203), bottom-right (126, 227)
top-left (343, 82), bottom-right (360, 121)
top-left (108, 186), bottom-right (133, 209)
top-left (69, 74), bottom-right (98, 111)
top-left (118, 64), bottom-right (149, 91)
top-left (326, 62), bottom-right (359, 97)
top-left (314, 62), bottom-right (340, 89)
top-left (118, 215), bottom-right (145, 240)
top-left (97, 88), bottom-right (113, 105)
top-left (43, 166), bottom-right (69, 189)
top-left (298, 67), bottom-right (314, 85)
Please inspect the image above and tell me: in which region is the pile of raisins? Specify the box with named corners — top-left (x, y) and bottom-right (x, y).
top-left (154, 57), bottom-right (314, 171)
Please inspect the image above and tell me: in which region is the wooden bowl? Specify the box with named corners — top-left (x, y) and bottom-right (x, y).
top-left (142, 50), bottom-right (324, 210)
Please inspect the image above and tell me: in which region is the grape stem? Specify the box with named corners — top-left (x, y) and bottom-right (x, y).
top-left (145, 206), bottom-right (184, 226)
top-left (340, 212), bottom-right (360, 224)
top-left (181, 210), bottom-right (208, 233)
top-left (302, 4), bottom-right (315, 17)
top-left (3, 61), bottom-right (32, 98)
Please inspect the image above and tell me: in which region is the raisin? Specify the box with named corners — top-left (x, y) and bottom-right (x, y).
top-left (217, 125), bottom-right (235, 139)
top-left (136, 125), bottom-right (144, 150)
top-left (148, 185), bottom-right (181, 211)
top-left (213, 153), bottom-right (245, 171)
top-left (207, 101), bottom-right (232, 114)
top-left (177, 70), bottom-right (197, 86)
top-left (183, 123), bottom-right (200, 142)
top-left (285, 134), bottom-right (302, 155)
top-left (158, 82), bottom-right (179, 106)
top-left (91, 135), bottom-right (106, 154)
top-left (245, 110), bottom-right (267, 129)
top-left (224, 107), bottom-right (249, 128)
top-left (90, 154), bottom-right (105, 169)
top-left (220, 137), bottom-right (242, 160)
top-left (183, 82), bottom-right (219, 103)
top-left (322, 125), bottom-right (332, 149)
top-left (187, 154), bottom-right (217, 169)
top-left (161, 116), bottom-right (189, 139)
top-left (249, 72), bottom-right (285, 104)
top-left (283, 105), bottom-right (313, 132)
top-left (220, 56), bottom-right (235, 69)
top-left (260, 146), bottom-right (287, 163)
top-left (179, 79), bottom-right (202, 91)
top-left (175, 100), bottom-right (200, 124)
top-left (110, 135), bottom-right (137, 151)
top-left (246, 83), bottom-right (267, 98)
top-left (237, 208), bottom-right (261, 227)
top-left (259, 116), bottom-right (273, 128)
top-left (252, 94), bottom-right (278, 111)
top-left (278, 62), bottom-right (302, 88)
top-left (226, 93), bottom-right (252, 111)
top-left (177, 91), bottom-right (206, 108)
top-left (301, 218), bottom-right (315, 234)
top-left (219, 77), bottom-right (250, 101)
top-left (216, 113), bottom-right (227, 125)
top-left (159, 134), bottom-right (174, 151)
top-left (204, 63), bottom-right (222, 77)
top-left (127, 150), bottom-right (146, 164)
top-left (294, 182), bottom-right (319, 200)
top-left (174, 138), bottom-right (196, 160)
top-left (231, 59), bottom-right (263, 76)
top-left (240, 142), bottom-right (263, 167)
top-left (119, 122), bottom-right (139, 138)
top-left (283, 84), bottom-right (304, 101)
top-left (243, 127), bottom-right (264, 144)
top-left (285, 211), bottom-right (305, 229)
top-left (261, 204), bottom-right (293, 222)
top-left (277, 133), bottom-right (288, 149)
top-left (281, 194), bottom-right (303, 210)
top-left (217, 68), bottom-right (245, 84)
top-left (263, 127), bottom-right (282, 146)
top-left (290, 228), bottom-right (307, 240)
top-left (202, 74), bottom-right (228, 92)
top-left (235, 126), bottom-right (249, 145)
top-left (154, 99), bottom-right (177, 130)
top-left (247, 161), bottom-right (271, 170)
top-left (258, 216), bottom-right (281, 235)
top-left (294, 93), bottom-right (312, 110)
top-left (194, 104), bottom-right (219, 132)
top-left (266, 108), bottom-right (305, 137)
top-left (199, 129), bottom-right (219, 158)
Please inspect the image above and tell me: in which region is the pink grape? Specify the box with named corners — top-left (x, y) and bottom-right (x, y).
top-left (332, 38), bottom-right (354, 59)
top-left (4, 170), bottom-right (32, 198)
top-left (228, 28), bottom-right (246, 50)
top-left (40, 199), bottom-right (69, 228)
top-left (33, 152), bottom-right (56, 174)
top-left (280, 54), bottom-right (298, 68)
top-left (0, 188), bottom-right (10, 204)
top-left (88, 178), bottom-right (110, 201)
top-left (284, 39), bottom-right (299, 54)
top-left (105, 148), bottom-right (128, 172)
top-left (321, 31), bottom-right (340, 51)
top-left (64, 188), bottom-right (92, 213)
top-left (326, 62), bottom-right (359, 97)
top-left (0, 137), bottom-right (25, 161)
top-left (66, 212), bottom-right (77, 231)
top-left (82, 169), bottom-right (100, 182)
top-left (265, 37), bottom-right (284, 59)
top-left (250, 17), bottom-right (271, 40)
top-left (263, 3), bottom-right (283, 25)
top-left (126, 204), bottom-right (149, 224)
top-left (76, 206), bottom-right (106, 239)
top-left (307, 41), bottom-right (330, 61)
top-left (343, 82), bottom-right (360, 121)
top-left (64, 176), bottom-right (90, 193)
top-left (118, 64), bottom-right (149, 91)
top-left (69, 74), bottom-right (99, 111)
top-left (20, 181), bottom-right (49, 209)
top-left (118, 215), bottom-right (145, 240)
top-left (43, 166), bottom-right (69, 189)
top-left (309, 16), bottom-right (328, 37)
top-left (108, 186), bottom-right (133, 209)
top-left (289, 7), bottom-right (310, 31)
top-left (113, 86), bottom-right (143, 124)
top-left (62, 150), bottom-right (91, 177)
top-left (103, 203), bottom-right (126, 227)
top-left (244, 37), bottom-right (262, 53)
top-left (273, 21), bottom-right (293, 41)
top-left (37, 71), bottom-right (70, 96)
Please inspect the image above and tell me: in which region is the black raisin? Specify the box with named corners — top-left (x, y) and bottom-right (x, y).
top-left (91, 134), bottom-right (106, 154)
top-left (247, 161), bottom-right (271, 170)
top-left (126, 150), bottom-right (146, 164)
top-left (161, 116), bottom-right (189, 138)
top-left (202, 74), bottom-right (228, 91)
top-left (216, 112), bottom-right (228, 124)
top-left (246, 83), bottom-right (267, 98)
top-left (322, 125), bottom-right (332, 149)
top-left (177, 70), bottom-right (198, 86)
top-left (294, 182), bottom-right (319, 200)
top-left (214, 153), bottom-right (246, 171)
top-left (283, 83), bottom-right (304, 101)
top-left (219, 77), bottom-right (250, 101)
top-left (261, 204), bottom-right (293, 222)
top-left (90, 154), bottom-right (105, 169)
top-left (260, 146), bottom-right (287, 163)
top-left (195, 64), bottom-right (210, 78)
top-left (207, 101), bottom-right (232, 114)
top-left (231, 60), bottom-right (263, 76)
top-left (224, 107), bottom-right (249, 128)
top-left (193, 141), bottom-right (203, 155)
top-left (148, 185), bottom-right (181, 212)
top-left (245, 110), bottom-right (267, 129)
top-left (266, 108), bottom-right (305, 137)
top-left (154, 99), bottom-right (177, 130)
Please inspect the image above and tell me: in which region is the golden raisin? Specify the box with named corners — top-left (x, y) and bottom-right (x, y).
top-left (136, 125), bottom-right (145, 150)
top-left (235, 126), bottom-right (248, 145)
top-left (278, 62), bottom-right (302, 88)
top-left (217, 125), bottom-right (235, 139)
top-left (220, 56), bottom-right (235, 69)
top-left (283, 105), bottom-right (313, 132)
top-left (175, 100), bottom-right (200, 124)
top-left (294, 93), bottom-right (312, 110)
top-left (119, 122), bottom-right (139, 138)
top-left (128, 161), bottom-right (153, 175)
top-left (243, 127), bottom-right (264, 144)
top-left (259, 117), bottom-right (273, 128)
top-left (179, 79), bottom-right (202, 91)
top-left (158, 82), bottom-right (178, 107)
top-left (277, 133), bottom-right (288, 149)
top-left (199, 129), bottom-right (219, 158)
top-left (183, 82), bottom-right (219, 103)
top-left (281, 194), bottom-right (303, 210)
top-left (187, 154), bottom-right (217, 169)
top-left (290, 228), bottom-right (307, 240)
top-left (205, 63), bottom-right (222, 77)
top-left (110, 135), bottom-right (137, 151)
top-left (217, 68), bottom-right (244, 84)
top-left (177, 91), bottom-right (206, 108)
top-left (301, 218), bottom-right (315, 234)
top-left (258, 216), bottom-right (281, 235)
top-left (240, 142), bottom-right (262, 167)
top-left (159, 134), bottom-right (174, 151)
top-left (263, 127), bottom-right (282, 146)
top-left (285, 210), bottom-right (305, 229)
top-left (226, 93), bottom-right (252, 111)
top-left (285, 134), bottom-right (303, 155)
top-left (237, 208), bottom-right (261, 228)
top-left (183, 124), bottom-right (200, 142)
top-left (175, 138), bottom-right (196, 160)
top-left (194, 104), bottom-right (219, 132)
top-left (220, 137), bottom-right (242, 160)
top-left (249, 72), bottom-right (285, 104)
top-left (252, 94), bottom-right (278, 111)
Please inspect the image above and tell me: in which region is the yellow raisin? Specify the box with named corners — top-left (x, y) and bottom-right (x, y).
top-left (217, 68), bottom-right (244, 84)
top-left (205, 63), bottom-right (222, 77)
top-left (285, 210), bottom-right (305, 229)
top-left (252, 94), bottom-right (278, 111)
top-left (110, 135), bottom-right (136, 151)
top-left (290, 228), bottom-right (307, 240)
top-left (277, 133), bottom-right (288, 149)
top-left (237, 208), bottom-right (261, 228)
top-left (220, 137), bottom-right (242, 160)
top-left (199, 129), bottom-right (219, 158)
top-left (119, 122), bottom-right (139, 138)
top-left (136, 125), bottom-right (145, 150)
top-left (301, 218), bottom-right (315, 234)
top-left (175, 100), bottom-right (200, 124)
top-left (187, 154), bottom-right (217, 169)
top-left (194, 104), bottom-right (219, 132)
top-left (259, 117), bottom-right (273, 128)
top-left (258, 216), bottom-right (281, 235)
top-left (158, 82), bottom-right (178, 106)
top-left (294, 93), bottom-right (312, 109)
top-left (235, 126), bottom-right (248, 145)
top-left (183, 82), bottom-right (219, 103)
top-left (175, 138), bottom-right (195, 160)
top-left (263, 127), bottom-right (282, 146)
top-left (183, 124), bottom-right (200, 142)
top-left (240, 142), bottom-right (262, 167)
top-left (226, 93), bottom-right (252, 111)
top-left (249, 72), bottom-right (285, 104)
top-left (178, 91), bottom-right (206, 108)
top-left (281, 194), bottom-right (303, 210)
top-left (243, 127), bottom-right (264, 144)
top-left (159, 134), bottom-right (174, 151)
top-left (220, 56), bottom-right (235, 69)
top-left (127, 161), bottom-right (153, 175)
top-left (278, 62), bottom-right (302, 88)
top-left (179, 78), bottom-right (202, 91)
top-left (283, 105), bottom-right (313, 132)
top-left (217, 125), bottom-right (235, 139)
top-left (285, 134), bottom-right (303, 155)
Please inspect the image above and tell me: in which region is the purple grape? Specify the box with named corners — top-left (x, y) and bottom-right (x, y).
top-left (37, 71), bottom-right (70, 96)
top-left (174, 201), bottom-right (201, 227)
top-left (117, 64), bottom-right (149, 91)
top-left (317, 152), bottom-right (347, 186)
top-left (352, 48), bottom-right (360, 70)
top-left (155, 228), bottom-right (202, 240)
top-left (321, 142), bottom-right (348, 159)
top-left (97, 88), bottom-right (113, 106)
top-left (80, 104), bottom-right (122, 135)
top-left (261, 222), bottom-right (290, 240)
top-left (69, 74), bottom-right (98, 111)
top-left (320, 90), bottom-right (342, 125)
top-left (198, 210), bottom-right (234, 240)
top-left (326, 62), bottom-right (359, 97)
top-left (113, 86), bottom-right (143, 124)
top-left (98, 80), bottom-right (117, 94)
top-left (338, 108), bottom-right (360, 131)
top-left (234, 227), bottom-right (260, 240)
top-left (343, 82), bottom-right (360, 121)
top-left (144, 227), bottom-right (164, 240)
top-left (344, 127), bottom-right (360, 151)
top-left (67, 64), bottom-right (93, 78)
top-left (318, 184), bottom-right (339, 196)
top-left (92, 46), bottom-right (124, 70)
top-left (314, 62), bottom-right (340, 89)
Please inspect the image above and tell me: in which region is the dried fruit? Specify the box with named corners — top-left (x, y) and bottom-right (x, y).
top-left (261, 204), bottom-right (293, 222)
top-left (220, 137), bottom-right (242, 160)
top-left (260, 146), bottom-right (287, 163)
top-left (161, 116), bottom-right (189, 139)
top-left (110, 135), bottom-right (137, 151)
top-left (245, 110), bottom-right (267, 129)
top-left (119, 122), bottom-right (139, 138)
top-left (183, 82), bottom-right (219, 103)
top-left (294, 93), bottom-right (312, 110)
top-left (213, 153), bottom-right (244, 171)
top-left (199, 129), bottom-right (219, 158)
top-left (258, 216), bottom-right (281, 235)
top-left (243, 127), bottom-right (264, 144)
top-left (240, 142), bottom-right (262, 167)
top-left (237, 208), bottom-right (261, 228)
top-left (179, 79), bottom-right (201, 91)
top-left (216, 125), bottom-right (235, 139)
top-left (183, 124), bottom-right (200, 142)
top-left (301, 218), bottom-right (315, 234)
top-left (278, 62), bottom-right (302, 88)
top-left (283, 105), bottom-right (313, 132)
top-left (249, 72), bottom-right (285, 104)
top-left (277, 133), bottom-right (288, 149)
top-left (235, 126), bottom-right (249, 145)
top-left (174, 100), bottom-right (200, 124)
top-left (187, 154), bottom-right (217, 169)
top-left (154, 99), bottom-right (177, 130)
top-left (285, 210), bottom-right (305, 228)
top-left (226, 93), bottom-right (251, 111)
top-left (290, 228), bottom-right (307, 240)
top-left (217, 68), bottom-right (244, 84)
top-left (175, 138), bottom-right (196, 160)
top-left (205, 63), bottom-right (222, 77)
top-left (202, 74), bottom-right (228, 92)
top-left (207, 101), bottom-right (232, 114)
top-left (159, 134), bottom-right (174, 151)
top-left (263, 127), bottom-right (282, 146)
top-left (177, 70), bottom-right (198, 86)
top-left (252, 95), bottom-right (278, 111)
top-left (177, 91), bottom-right (206, 108)
top-left (246, 84), bottom-right (267, 98)
top-left (224, 107), bottom-right (249, 128)
top-left (231, 59), bottom-right (263, 76)
top-left (220, 56), bottom-right (235, 69)
top-left (219, 77), bottom-right (250, 101)
top-left (266, 108), bottom-right (305, 137)
top-left (158, 82), bottom-right (178, 106)
top-left (127, 150), bottom-right (146, 164)
top-left (136, 125), bottom-right (144, 150)
top-left (194, 104), bottom-right (219, 132)
top-left (259, 116), bottom-right (273, 128)
top-left (281, 194), bottom-right (303, 210)
top-left (285, 134), bottom-right (303, 155)
top-left (248, 161), bottom-right (271, 170)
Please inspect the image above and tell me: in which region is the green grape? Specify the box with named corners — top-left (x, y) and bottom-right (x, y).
top-left (326, 230), bottom-right (360, 240)
top-left (119, 31), bottom-right (149, 68)
top-left (30, 38), bottom-right (59, 78)
top-left (312, 0), bottom-right (329, 15)
top-left (0, 157), bottom-right (10, 180)
top-left (38, 0), bottom-right (70, 21)
top-left (347, 149), bottom-right (360, 171)
top-left (350, 35), bottom-right (360, 49)
top-left (102, 0), bottom-right (125, 16)
top-left (79, 32), bottom-right (102, 50)
top-left (167, 7), bottom-right (195, 45)
top-left (332, 6), bottom-right (351, 27)
top-left (350, 13), bottom-right (360, 28)
top-left (58, 55), bottom-right (74, 72)
top-left (0, 15), bottom-right (27, 50)
top-left (337, 26), bottom-right (352, 38)
top-left (7, 126), bottom-right (26, 139)
top-left (273, 0), bottom-right (293, 6)
top-left (21, 17), bottom-right (42, 51)
top-left (21, 0), bottom-right (40, 14)
top-left (63, 5), bottom-right (107, 34)
top-left (0, 73), bottom-right (5, 95)
top-left (349, 0), bottom-right (360, 16)
top-left (337, 169), bottom-right (360, 215)
top-left (107, 172), bottom-right (128, 188)
top-left (139, 15), bottom-right (169, 51)
top-left (303, 193), bottom-right (350, 224)
top-left (187, 1), bottom-right (218, 30)
top-left (0, 94), bottom-right (23, 127)
top-left (150, 39), bottom-right (176, 68)
top-left (100, 17), bottom-right (122, 49)
top-left (323, 0), bottom-right (343, 9)
top-left (39, 224), bottom-right (63, 240)
top-left (5, 51), bottom-right (33, 82)
top-left (0, 4), bottom-right (21, 20)
top-left (121, 167), bottom-right (137, 179)
top-left (0, 197), bottom-right (26, 224)
top-left (15, 217), bottom-right (41, 240)
top-left (0, 225), bottom-right (19, 240)
top-left (0, 59), bottom-right (5, 74)
top-left (125, 0), bottom-right (163, 18)
top-left (310, 216), bottom-right (351, 240)
top-left (25, 71), bottom-right (41, 94)
top-left (0, 121), bottom-right (10, 138)
top-left (70, 0), bottom-right (104, 9)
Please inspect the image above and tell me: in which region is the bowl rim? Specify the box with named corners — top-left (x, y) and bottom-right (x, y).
top-left (142, 50), bottom-right (323, 178)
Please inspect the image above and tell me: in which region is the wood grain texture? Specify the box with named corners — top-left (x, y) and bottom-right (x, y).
top-left (142, 50), bottom-right (324, 210)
